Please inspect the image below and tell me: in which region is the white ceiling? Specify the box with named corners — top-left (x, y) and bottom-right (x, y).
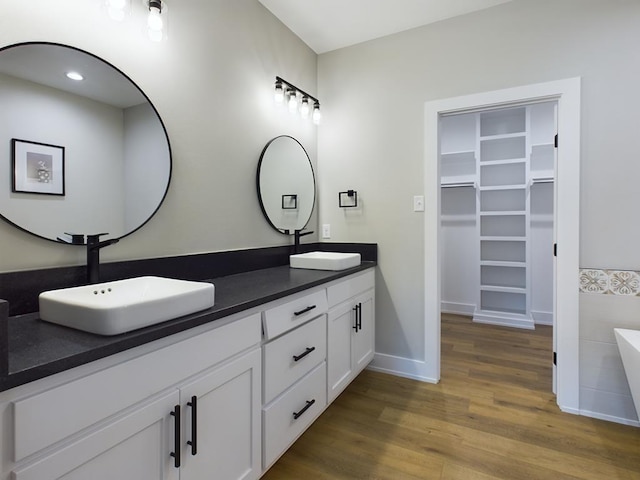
top-left (258, 0), bottom-right (513, 54)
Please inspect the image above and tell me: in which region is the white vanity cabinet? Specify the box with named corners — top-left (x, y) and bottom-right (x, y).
top-left (0, 266), bottom-right (376, 480)
top-left (261, 290), bottom-right (328, 470)
top-left (11, 390), bottom-right (181, 480)
top-left (327, 270), bottom-right (375, 403)
top-left (2, 313), bottom-right (262, 480)
top-left (179, 348), bottom-right (261, 480)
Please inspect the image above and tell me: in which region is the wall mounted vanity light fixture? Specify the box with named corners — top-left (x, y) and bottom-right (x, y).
top-left (339, 190), bottom-right (358, 208)
top-left (274, 76), bottom-right (321, 125)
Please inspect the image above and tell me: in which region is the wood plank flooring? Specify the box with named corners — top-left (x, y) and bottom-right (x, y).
top-left (262, 313), bottom-right (640, 479)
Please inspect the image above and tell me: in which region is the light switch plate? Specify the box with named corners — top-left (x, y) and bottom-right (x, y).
top-left (322, 224), bottom-right (331, 239)
top-left (413, 195), bottom-right (425, 212)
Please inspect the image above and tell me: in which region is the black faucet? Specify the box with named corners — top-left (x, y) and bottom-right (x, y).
top-left (86, 233), bottom-right (119, 284)
top-left (293, 229), bottom-right (314, 254)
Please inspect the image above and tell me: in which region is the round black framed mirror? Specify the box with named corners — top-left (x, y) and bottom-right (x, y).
top-left (256, 135), bottom-right (315, 234)
top-left (0, 42), bottom-right (172, 244)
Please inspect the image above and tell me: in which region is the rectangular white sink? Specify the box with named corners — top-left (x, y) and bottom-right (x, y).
top-left (290, 251), bottom-right (361, 271)
top-left (39, 276), bottom-right (215, 336)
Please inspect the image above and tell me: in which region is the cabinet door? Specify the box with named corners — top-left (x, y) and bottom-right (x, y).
top-left (180, 348), bottom-right (261, 480)
top-left (353, 290), bottom-right (375, 373)
top-left (12, 391), bottom-right (180, 480)
top-left (327, 302), bottom-right (355, 403)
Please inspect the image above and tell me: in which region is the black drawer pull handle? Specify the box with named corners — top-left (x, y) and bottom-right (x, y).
top-left (187, 395), bottom-right (198, 456)
top-left (170, 405), bottom-right (181, 468)
top-left (293, 347), bottom-right (316, 362)
top-left (294, 305), bottom-right (316, 316)
top-left (357, 303), bottom-right (363, 330)
top-left (352, 305), bottom-right (359, 332)
top-left (293, 399), bottom-right (316, 420)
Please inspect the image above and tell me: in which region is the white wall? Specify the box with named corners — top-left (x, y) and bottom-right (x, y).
top-left (0, 0), bottom-right (318, 271)
top-left (317, 0), bottom-right (640, 423)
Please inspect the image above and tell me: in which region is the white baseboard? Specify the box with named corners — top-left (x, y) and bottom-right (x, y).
top-left (367, 352), bottom-right (438, 384)
top-left (441, 302), bottom-right (475, 316)
top-left (532, 310), bottom-right (553, 326)
top-left (579, 409), bottom-right (640, 428)
top-left (473, 310), bottom-right (535, 330)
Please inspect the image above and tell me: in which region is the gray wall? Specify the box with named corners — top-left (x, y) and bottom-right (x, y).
top-left (317, 0), bottom-right (640, 424)
top-left (0, 72), bottom-right (125, 239)
top-left (0, 0), bottom-right (318, 271)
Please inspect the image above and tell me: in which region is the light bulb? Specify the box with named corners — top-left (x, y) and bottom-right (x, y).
top-left (274, 81), bottom-right (284, 103)
top-left (300, 97), bottom-right (310, 118)
top-left (312, 103), bottom-right (321, 125)
top-left (147, 1), bottom-right (164, 41)
top-left (106, 0), bottom-right (127, 21)
top-left (287, 89), bottom-right (298, 113)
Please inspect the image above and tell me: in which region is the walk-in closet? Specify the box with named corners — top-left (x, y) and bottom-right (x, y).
top-left (440, 102), bottom-right (556, 329)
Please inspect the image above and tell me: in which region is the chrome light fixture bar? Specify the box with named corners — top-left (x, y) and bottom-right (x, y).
top-left (274, 76), bottom-right (321, 125)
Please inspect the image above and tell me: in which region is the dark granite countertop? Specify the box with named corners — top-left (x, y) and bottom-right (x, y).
top-left (1, 262), bottom-right (375, 392)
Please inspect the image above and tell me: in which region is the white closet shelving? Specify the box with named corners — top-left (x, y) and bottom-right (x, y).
top-left (476, 107), bottom-right (530, 326)
top-left (440, 102), bottom-right (556, 328)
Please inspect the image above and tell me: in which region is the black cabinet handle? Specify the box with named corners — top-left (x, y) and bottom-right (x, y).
top-left (352, 305), bottom-right (359, 332)
top-left (293, 346), bottom-right (316, 362)
top-left (293, 399), bottom-right (316, 420)
top-left (357, 303), bottom-right (363, 330)
top-left (294, 305), bottom-right (317, 316)
top-left (170, 405), bottom-right (181, 468)
top-left (187, 396), bottom-right (197, 456)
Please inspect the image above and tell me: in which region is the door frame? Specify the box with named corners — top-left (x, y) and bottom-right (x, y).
top-left (423, 78), bottom-right (581, 413)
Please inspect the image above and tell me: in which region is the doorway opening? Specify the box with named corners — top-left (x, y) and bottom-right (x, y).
top-left (423, 78), bottom-right (581, 413)
top-left (440, 101), bottom-right (557, 391)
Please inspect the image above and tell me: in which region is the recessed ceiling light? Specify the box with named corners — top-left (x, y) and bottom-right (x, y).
top-left (66, 71), bottom-right (84, 81)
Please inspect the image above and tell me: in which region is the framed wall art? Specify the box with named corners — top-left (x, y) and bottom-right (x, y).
top-left (11, 138), bottom-right (65, 196)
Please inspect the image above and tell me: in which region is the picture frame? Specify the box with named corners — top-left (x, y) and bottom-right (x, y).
top-left (11, 138), bottom-right (65, 196)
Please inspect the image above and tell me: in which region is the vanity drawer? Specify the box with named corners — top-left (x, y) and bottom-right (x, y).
top-left (263, 315), bottom-right (326, 404)
top-left (263, 362), bottom-right (327, 468)
top-left (262, 289), bottom-right (328, 340)
top-left (13, 313), bottom-right (261, 461)
top-left (327, 269), bottom-right (374, 308)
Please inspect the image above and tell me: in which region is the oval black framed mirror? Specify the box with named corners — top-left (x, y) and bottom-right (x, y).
top-left (257, 135), bottom-right (315, 234)
top-left (0, 42), bottom-right (171, 244)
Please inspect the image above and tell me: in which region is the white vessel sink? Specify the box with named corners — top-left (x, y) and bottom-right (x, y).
top-left (614, 328), bottom-right (640, 417)
top-left (290, 251), bottom-right (361, 271)
top-left (39, 276), bottom-right (215, 336)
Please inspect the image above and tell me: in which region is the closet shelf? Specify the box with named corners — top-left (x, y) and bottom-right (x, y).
top-left (480, 235), bottom-right (526, 242)
top-left (441, 150), bottom-right (475, 157)
top-left (479, 211), bottom-right (526, 216)
top-left (531, 176), bottom-right (554, 184)
top-left (441, 181), bottom-right (476, 189)
top-left (480, 132), bottom-right (526, 141)
top-left (480, 285), bottom-right (527, 294)
top-left (480, 158), bottom-right (526, 166)
top-left (531, 142), bottom-right (554, 149)
top-left (480, 260), bottom-right (526, 267)
top-left (479, 185), bottom-right (527, 192)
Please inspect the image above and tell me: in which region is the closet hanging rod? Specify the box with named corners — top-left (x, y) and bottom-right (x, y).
top-left (441, 181), bottom-right (477, 188)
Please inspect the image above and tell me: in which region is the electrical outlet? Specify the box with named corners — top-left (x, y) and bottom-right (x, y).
top-left (322, 224), bottom-right (331, 239)
top-left (413, 195), bottom-right (425, 212)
